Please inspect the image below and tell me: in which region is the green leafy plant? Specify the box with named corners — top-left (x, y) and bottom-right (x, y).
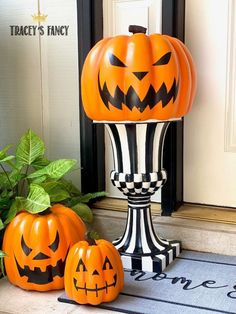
top-left (0, 250), bottom-right (6, 276)
top-left (0, 129), bottom-right (106, 231)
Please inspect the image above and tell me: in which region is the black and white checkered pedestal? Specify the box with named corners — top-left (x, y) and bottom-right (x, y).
top-left (105, 122), bottom-right (181, 273)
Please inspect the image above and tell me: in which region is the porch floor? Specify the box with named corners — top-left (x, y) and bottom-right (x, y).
top-left (0, 277), bottom-right (116, 314)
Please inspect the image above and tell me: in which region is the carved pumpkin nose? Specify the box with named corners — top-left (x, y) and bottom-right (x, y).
top-left (133, 71), bottom-right (148, 80)
top-left (33, 252), bottom-right (50, 260)
top-left (92, 269), bottom-right (99, 276)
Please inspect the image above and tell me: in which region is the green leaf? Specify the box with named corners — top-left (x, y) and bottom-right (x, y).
top-left (77, 191), bottom-right (108, 203)
top-left (0, 172), bottom-right (11, 189)
top-left (23, 184), bottom-right (50, 214)
top-left (0, 189), bottom-right (13, 198)
top-left (40, 181), bottom-right (70, 202)
top-left (59, 179), bottom-right (82, 196)
top-left (0, 250), bottom-right (7, 277)
top-left (0, 192), bottom-right (13, 211)
top-left (0, 250), bottom-right (6, 258)
top-left (0, 144), bottom-right (12, 159)
top-left (15, 129), bottom-right (45, 166)
top-left (0, 155), bottom-right (15, 163)
top-left (0, 218), bottom-right (4, 230)
top-left (28, 159), bottom-right (77, 180)
top-left (30, 175), bottom-right (47, 184)
top-left (5, 185), bottom-right (51, 219)
top-left (4, 198), bottom-right (23, 224)
top-left (72, 203), bottom-right (93, 223)
top-left (32, 157), bottom-right (50, 170)
top-left (0, 170), bottom-right (23, 190)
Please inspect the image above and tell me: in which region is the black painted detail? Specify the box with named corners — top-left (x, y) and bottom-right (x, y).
top-left (152, 257), bottom-right (162, 274)
top-left (102, 256), bottom-right (113, 270)
top-left (92, 269), bottom-right (99, 275)
top-left (109, 53), bottom-right (127, 67)
top-left (73, 274), bottom-right (117, 294)
top-left (125, 125), bottom-right (137, 173)
top-left (132, 258), bottom-right (142, 270)
top-left (76, 258), bottom-right (87, 272)
top-left (14, 247), bottom-right (69, 284)
top-left (153, 52), bottom-right (171, 66)
top-left (33, 252), bottom-right (50, 260)
top-left (21, 236), bottom-right (32, 256)
top-left (48, 231), bottom-right (59, 252)
top-left (98, 72), bottom-right (179, 112)
top-left (133, 71), bottom-right (148, 80)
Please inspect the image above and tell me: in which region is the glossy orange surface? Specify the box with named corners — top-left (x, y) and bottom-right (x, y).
top-left (64, 239), bottom-right (124, 305)
top-left (81, 33), bottom-right (196, 121)
top-left (3, 204), bottom-right (86, 291)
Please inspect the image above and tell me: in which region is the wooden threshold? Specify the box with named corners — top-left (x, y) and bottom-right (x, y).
top-left (172, 204), bottom-right (236, 225)
top-left (93, 197), bottom-right (236, 225)
top-left (93, 197), bottom-right (161, 213)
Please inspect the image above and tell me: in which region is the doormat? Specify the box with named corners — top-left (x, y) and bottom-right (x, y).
top-left (58, 250), bottom-right (236, 314)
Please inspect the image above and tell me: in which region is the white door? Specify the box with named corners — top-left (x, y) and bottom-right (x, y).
top-left (104, 0), bottom-right (236, 209)
top-left (184, 0), bottom-right (236, 208)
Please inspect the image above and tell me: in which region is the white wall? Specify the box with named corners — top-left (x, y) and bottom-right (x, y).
top-left (0, 0), bottom-right (81, 186)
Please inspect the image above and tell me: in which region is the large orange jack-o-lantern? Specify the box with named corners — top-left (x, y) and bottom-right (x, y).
top-left (3, 204), bottom-right (86, 291)
top-left (64, 238), bottom-right (124, 305)
top-left (81, 25), bottom-right (196, 122)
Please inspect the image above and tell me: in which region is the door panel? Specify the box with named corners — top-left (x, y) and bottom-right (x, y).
top-left (184, 0), bottom-right (236, 207)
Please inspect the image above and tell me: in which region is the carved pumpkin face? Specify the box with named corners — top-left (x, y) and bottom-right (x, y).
top-left (64, 239), bottom-right (124, 305)
top-left (81, 31), bottom-right (196, 121)
top-left (3, 204), bottom-right (86, 291)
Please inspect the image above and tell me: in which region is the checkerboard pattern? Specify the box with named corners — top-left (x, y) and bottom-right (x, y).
top-left (110, 170), bottom-right (167, 195)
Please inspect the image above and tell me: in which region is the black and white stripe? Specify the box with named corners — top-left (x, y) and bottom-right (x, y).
top-left (105, 122), bottom-right (169, 174)
top-left (113, 195), bottom-right (181, 273)
top-left (106, 122), bottom-right (181, 273)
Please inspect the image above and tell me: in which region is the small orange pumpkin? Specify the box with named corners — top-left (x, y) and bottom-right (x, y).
top-left (3, 204), bottom-right (86, 291)
top-left (64, 238), bottom-right (124, 305)
top-left (81, 25), bottom-right (196, 122)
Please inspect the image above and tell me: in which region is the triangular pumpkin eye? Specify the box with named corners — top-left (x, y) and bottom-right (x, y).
top-left (76, 258), bottom-right (87, 272)
top-left (48, 232), bottom-right (59, 252)
top-left (153, 52), bottom-right (171, 66)
top-left (102, 256), bottom-right (113, 270)
top-left (21, 236), bottom-right (32, 256)
top-left (109, 53), bottom-right (127, 67)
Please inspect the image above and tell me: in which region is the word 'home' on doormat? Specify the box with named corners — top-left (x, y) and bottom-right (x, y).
top-left (58, 250), bottom-right (236, 314)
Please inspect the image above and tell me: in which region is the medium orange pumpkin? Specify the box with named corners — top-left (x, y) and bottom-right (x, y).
top-left (81, 25), bottom-right (196, 122)
top-left (3, 204), bottom-right (86, 291)
top-left (64, 238), bottom-right (124, 305)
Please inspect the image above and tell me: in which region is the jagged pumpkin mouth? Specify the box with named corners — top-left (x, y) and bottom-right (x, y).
top-left (73, 274), bottom-right (117, 296)
top-left (14, 248), bottom-right (69, 284)
top-left (98, 72), bottom-right (179, 112)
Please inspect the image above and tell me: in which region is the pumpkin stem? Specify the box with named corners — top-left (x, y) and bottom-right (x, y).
top-left (86, 231), bottom-right (99, 246)
top-left (129, 25), bottom-right (147, 34)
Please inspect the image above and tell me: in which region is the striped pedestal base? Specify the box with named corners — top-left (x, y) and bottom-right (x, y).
top-left (113, 196), bottom-right (181, 273)
top-left (119, 240), bottom-right (181, 273)
top-left (106, 122), bottom-right (181, 273)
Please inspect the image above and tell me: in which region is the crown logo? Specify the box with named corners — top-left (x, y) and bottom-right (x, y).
top-left (32, 12), bottom-right (48, 22)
